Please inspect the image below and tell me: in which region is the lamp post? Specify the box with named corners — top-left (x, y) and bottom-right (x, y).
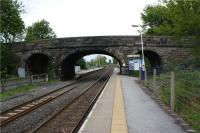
top-left (132, 24), bottom-right (146, 80)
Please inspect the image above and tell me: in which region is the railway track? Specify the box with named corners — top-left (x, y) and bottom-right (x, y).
top-left (0, 68), bottom-right (104, 127)
top-left (33, 68), bottom-right (113, 133)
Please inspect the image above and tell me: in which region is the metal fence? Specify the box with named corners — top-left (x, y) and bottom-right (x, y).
top-left (0, 74), bottom-right (48, 92)
top-left (144, 69), bottom-right (200, 132)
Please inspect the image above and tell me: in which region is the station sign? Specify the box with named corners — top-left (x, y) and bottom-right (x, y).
top-left (18, 67), bottom-right (25, 78)
top-left (128, 60), bottom-right (135, 70)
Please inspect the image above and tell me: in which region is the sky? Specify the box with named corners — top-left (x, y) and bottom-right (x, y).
top-left (21, 0), bottom-right (158, 61)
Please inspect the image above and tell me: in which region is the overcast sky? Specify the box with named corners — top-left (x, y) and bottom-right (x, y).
top-left (21, 0), bottom-right (158, 61)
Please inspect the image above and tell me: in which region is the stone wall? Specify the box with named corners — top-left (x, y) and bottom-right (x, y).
top-left (12, 36), bottom-right (192, 79)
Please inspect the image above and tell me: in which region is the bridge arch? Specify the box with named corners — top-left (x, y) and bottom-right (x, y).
top-left (59, 49), bottom-right (124, 80)
top-left (25, 53), bottom-right (50, 75)
top-left (137, 50), bottom-right (162, 69)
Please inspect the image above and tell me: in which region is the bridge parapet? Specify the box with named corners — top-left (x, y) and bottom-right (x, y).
top-left (12, 36), bottom-right (193, 52)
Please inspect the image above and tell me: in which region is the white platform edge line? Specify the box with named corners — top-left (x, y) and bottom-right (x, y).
top-left (78, 73), bottom-right (114, 133)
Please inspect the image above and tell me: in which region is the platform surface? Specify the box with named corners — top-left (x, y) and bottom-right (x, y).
top-left (79, 69), bottom-right (186, 133)
top-left (121, 76), bottom-right (186, 133)
top-left (78, 69), bottom-right (118, 133)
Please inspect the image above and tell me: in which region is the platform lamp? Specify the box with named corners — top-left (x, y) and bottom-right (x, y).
top-left (132, 24), bottom-right (146, 80)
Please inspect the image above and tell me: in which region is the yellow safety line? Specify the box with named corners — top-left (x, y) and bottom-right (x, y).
top-left (111, 76), bottom-right (128, 133)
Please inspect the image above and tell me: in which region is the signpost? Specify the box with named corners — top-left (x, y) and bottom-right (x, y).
top-left (127, 54), bottom-right (141, 77)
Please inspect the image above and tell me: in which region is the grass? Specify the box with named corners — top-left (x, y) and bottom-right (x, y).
top-left (0, 84), bottom-right (36, 101)
top-left (179, 104), bottom-right (200, 132)
top-left (0, 79), bottom-right (59, 101)
top-left (174, 72), bottom-right (200, 132)
top-left (145, 70), bottom-right (200, 132)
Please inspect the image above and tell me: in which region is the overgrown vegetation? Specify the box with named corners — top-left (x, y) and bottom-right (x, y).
top-left (141, 0), bottom-right (200, 68)
top-left (0, 84), bottom-right (36, 101)
top-left (0, 44), bottom-right (19, 79)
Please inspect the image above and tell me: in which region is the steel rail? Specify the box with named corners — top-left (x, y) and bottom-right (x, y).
top-left (0, 68), bottom-right (104, 127)
top-left (71, 69), bottom-right (113, 133)
top-left (32, 68), bottom-right (113, 133)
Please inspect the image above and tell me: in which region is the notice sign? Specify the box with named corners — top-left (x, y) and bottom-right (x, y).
top-left (128, 60), bottom-right (135, 71)
top-left (18, 67), bottom-right (25, 78)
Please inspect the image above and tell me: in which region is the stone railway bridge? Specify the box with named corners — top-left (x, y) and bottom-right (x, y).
top-left (13, 36), bottom-right (192, 80)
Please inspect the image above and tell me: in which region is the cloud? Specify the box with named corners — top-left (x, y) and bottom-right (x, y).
top-left (21, 0), bottom-right (157, 37)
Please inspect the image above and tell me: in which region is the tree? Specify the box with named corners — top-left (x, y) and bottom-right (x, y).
top-left (75, 58), bottom-right (86, 69)
top-left (94, 55), bottom-right (107, 66)
top-left (86, 60), bottom-right (95, 68)
top-left (141, 0), bottom-right (200, 67)
top-left (25, 19), bottom-right (56, 41)
top-left (142, 0), bottom-right (200, 36)
top-left (0, 0), bottom-right (25, 43)
top-left (0, 45), bottom-right (18, 78)
top-left (0, 0), bottom-right (24, 78)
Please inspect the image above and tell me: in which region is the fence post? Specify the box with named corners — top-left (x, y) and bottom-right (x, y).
top-left (170, 71), bottom-right (175, 112)
top-left (153, 68), bottom-right (156, 93)
top-left (46, 74), bottom-right (48, 82)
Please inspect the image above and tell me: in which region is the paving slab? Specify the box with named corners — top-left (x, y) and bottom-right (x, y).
top-left (111, 76), bottom-right (128, 133)
top-left (78, 69), bottom-right (118, 133)
top-left (120, 76), bottom-right (186, 133)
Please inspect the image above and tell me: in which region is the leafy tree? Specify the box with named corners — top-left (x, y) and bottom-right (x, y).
top-left (141, 0), bottom-right (200, 67)
top-left (141, 5), bottom-right (174, 35)
top-left (0, 0), bottom-right (24, 78)
top-left (86, 59), bottom-right (95, 68)
top-left (76, 58), bottom-right (86, 69)
top-left (94, 55), bottom-right (107, 67)
top-left (25, 19), bottom-right (56, 41)
top-left (0, 0), bottom-right (25, 43)
top-left (141, 0), bottom-right (200, 36)
top-left (0, 45), bottom-right (18, 78)
top-left (84, 55), bottom-right (109, 68)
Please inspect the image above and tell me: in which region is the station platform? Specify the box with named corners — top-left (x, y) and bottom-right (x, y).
top-left (78, 68), bottom-right (186, 133)
top-left (75, 68), bottom-right (103, 78)
top-left (76, 68), bottom-right (103, 75)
